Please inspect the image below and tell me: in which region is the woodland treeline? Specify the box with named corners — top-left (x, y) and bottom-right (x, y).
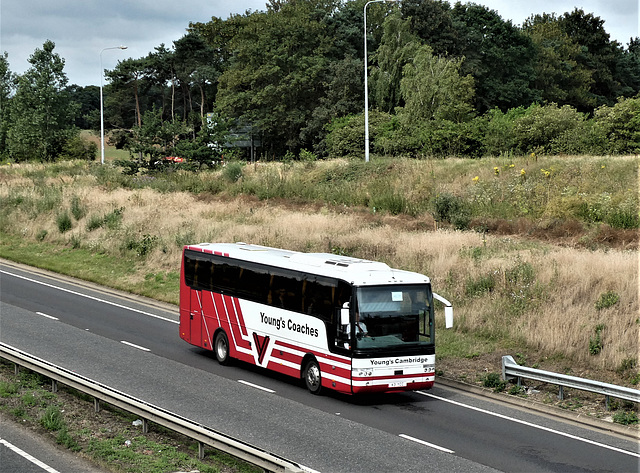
top-left (1, 0), bottom-right (639, 165)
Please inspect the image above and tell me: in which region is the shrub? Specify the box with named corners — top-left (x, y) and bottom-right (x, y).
top-left (594, 97), bottom-right (640, 154)
top-left (595, 291), bottom-right (619, 310)
top-left (56, 212), bottom-right (72, 233)
top-left (70, 195), bottom-right (86, 220)
top-left (589, 324), bottom-right (605, 355)
top-left (465, 273), bottom-right (496, 297)
top-left (40, 405), bottom-right (65, 431)
top-left (612, 410), bottom-right (639, 425)
top-left (222, 162), bottom-right (243, 183)
top-left (482, 372), bottom-right (507, 392)
top-left (431, 193), bottom-right (471, 229)
top-left (481, 106), bottom-right (527, 156)
top-left (86, 214), bottom-right (103, 231)
top-left (124, 233), bottom-right (158, 257)
top-left (103, 207), bottom-right (124, 230)
top-left (60, 135), bottom-right (98, 161)
top-left (511, 103), bottom-right (587, 155)
top-left (299, 148), bottom-right (317, 162)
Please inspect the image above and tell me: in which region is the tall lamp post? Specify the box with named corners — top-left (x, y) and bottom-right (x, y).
top-left (364, 0), bottom-right (397, 163)
top-left (100, 46), bottom-right (127, 164)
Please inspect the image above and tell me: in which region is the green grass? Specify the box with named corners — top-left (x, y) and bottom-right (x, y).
top-left (0, 361), bottom-right (261, 473)
top-left (0, 232), bottom-right (180, 303)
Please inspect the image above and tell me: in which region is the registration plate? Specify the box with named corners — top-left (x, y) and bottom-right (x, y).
top-left (389, 381), bottom-right (407, 388)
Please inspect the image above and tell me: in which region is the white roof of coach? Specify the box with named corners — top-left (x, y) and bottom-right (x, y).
top-left (185, 242), bottom-right (430, 286)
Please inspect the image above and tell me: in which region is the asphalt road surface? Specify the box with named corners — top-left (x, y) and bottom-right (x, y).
top-left (1, 261), bottom-right (638, 473)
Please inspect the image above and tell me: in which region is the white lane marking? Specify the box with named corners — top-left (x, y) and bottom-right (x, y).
top-left (0, 438), bottom-right (61, 473)
top-left (36, 312), bottom-right (59, 320)
top-left (120, 341), bottom-right (151, 352)
top-left (1, 269), bottom-right (178, 324)
top-left (238, 380), bottom-right (276, 393)
top-left (399, 434), bottom-right (455, 453)
top-left (419, 391), bottom-right (640, 458)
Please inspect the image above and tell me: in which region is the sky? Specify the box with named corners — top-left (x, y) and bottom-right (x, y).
top-left (1, 0), bottom-right (638, 87)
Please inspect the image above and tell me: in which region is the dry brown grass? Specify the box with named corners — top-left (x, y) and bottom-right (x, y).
top-left (1, 161), bottom-right (638, 379)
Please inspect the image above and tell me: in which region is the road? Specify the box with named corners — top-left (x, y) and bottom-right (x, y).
top-left (1, 260), bottom-right (638, 473)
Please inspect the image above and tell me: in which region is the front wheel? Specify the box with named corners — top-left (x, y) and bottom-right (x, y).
top-left (303, 358), bottom-right (322, 394)
top-left (214, 331), bottom-right (230, 366)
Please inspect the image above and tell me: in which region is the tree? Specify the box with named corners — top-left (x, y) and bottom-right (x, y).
top-left (558, 8), bottom-right (623, 106)
top-left (0, 52), bottom-right (15, 157)
top-left (215, 0), bottom-right (333, 154)
top-left (66, 84), bottom-right (100, 129)
top-left (523, 14), bottom-right (594, 110)
top-left (451, 4), bottom-right (539, 112)
top-left (369, 12), bottom-right (421, 113)
top-left (398, 45), bottom-right (475, 123)
top-left (400, 0), bottom-right (459, 56)
top-left (106, 57), bottom-right (147, 128)
top-left (7, 40), bottom-right (79, 161)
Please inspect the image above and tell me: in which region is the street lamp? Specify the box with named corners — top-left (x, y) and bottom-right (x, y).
top-left (364, 0), bottom-right (397, 163)
top-left (100, 46), bottom-right (127, 164)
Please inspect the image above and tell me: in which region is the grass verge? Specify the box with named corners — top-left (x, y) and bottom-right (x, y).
top-left (0, 360), bottom-right (261, 473)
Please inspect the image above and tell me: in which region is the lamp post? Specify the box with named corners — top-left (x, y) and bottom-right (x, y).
top-left (100, 46), bottom-right (127, 164)
top-left (364, 0), bottom-right (397, 163)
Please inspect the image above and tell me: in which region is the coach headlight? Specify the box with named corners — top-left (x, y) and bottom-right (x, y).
top-left (423, 363), bottom-right (435, 373)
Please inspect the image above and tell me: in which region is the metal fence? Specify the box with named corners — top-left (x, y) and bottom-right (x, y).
top-left (502, 355), bottom-right (640, 408)
top-left (0, 342), bottom-right (306, 473)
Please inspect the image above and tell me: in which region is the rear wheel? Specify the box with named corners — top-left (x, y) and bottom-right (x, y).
top-left (303, 358), bottom-right (322, 394)
top-left (214, 331), bottom-right (230, 365)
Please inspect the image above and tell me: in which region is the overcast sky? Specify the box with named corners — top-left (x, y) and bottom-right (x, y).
top-left (1, 0), bottom-right (638, 87)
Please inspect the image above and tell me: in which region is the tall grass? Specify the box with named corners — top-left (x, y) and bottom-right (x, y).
top-left (0, 158), bottom-right (637, 375)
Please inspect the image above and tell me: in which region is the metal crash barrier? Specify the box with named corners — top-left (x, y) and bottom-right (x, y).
top-left (0, 342), bottom-right (305, 473)
top-left (502, 355), bottom-right (640, 409)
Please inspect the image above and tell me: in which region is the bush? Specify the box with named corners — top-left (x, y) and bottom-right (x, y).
top-left (60, 135), bottom-right (98, 161)
top-left (465, 273), bottom-right (496, 297)
top-left (40, 405), bottom-right (65, 431)
top-left (56, 212), bottom-right (72, 233)
top-left (594, 97), bottom-right (640, 154)
top-left (511, 103), bottom-right (587, 155)
top-left (483, 372), bottom-right (507, 392)
top-left (612, 410), bottom-right (639, 425)
top-left (70, 195), bottom-right (86, 220)
top-left (595, 291), bottom-right (619, 310)
top-left (124, 233), bottom-right (159, 257)
top-left (589, 324), bottom-right (605, 355)
top-left (431, 193), bottom-right (471, 229)
top-left (222, 162), bottom-right (244, 183)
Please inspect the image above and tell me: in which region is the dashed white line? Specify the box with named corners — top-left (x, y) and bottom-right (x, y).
top-left (418, 391), bottom-right (640, 458)
top-left (1, 269), bottom-right (178, 324)
top-left (399, 434), bottom-right (455, 453)
top-left (36, 312), bottom-right (59, 320)
top-left (120, 341), bottom-right (151, 352)
top-left (0, 438), bottom-right (60, 473)
top-left (238, 380), bottom-right (276, 393)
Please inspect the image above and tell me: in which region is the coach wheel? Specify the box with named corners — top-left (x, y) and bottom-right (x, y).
top-left (303, 358), bottom-right (322, 395)
top-left (214, 331), bottom-right (230, 366)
